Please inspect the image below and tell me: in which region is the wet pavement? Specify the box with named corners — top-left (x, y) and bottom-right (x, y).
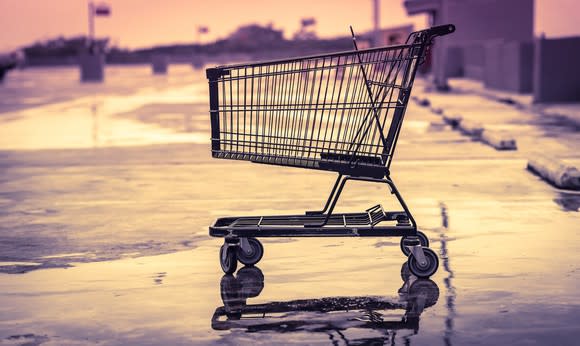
top-left (1, 68), bottom-right (579, 345)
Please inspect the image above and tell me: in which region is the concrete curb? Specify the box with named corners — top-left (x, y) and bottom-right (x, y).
top-left (481, 130), bottom-right (518, 150)
top-left (442, 114), bottom-right (463, 128)
top-left (422, 96), bottom-right (518, 151)
top-left (414, 97), bottom-right (430, 107)
top-left (430, 107), bottom-right (444, 115)
top-left (527, 155), bottom-right (580, 190)
top-left (457, 119), bottom-right (484, 139)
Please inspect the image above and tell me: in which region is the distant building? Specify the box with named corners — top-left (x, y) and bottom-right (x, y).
top-left (405, 0), bottom-right (580, 102)
top-left (404, 0), bottom-right (534, 92)
top-left (353, 24), bottom-right (414, 51)
top-left (230, 24), bottom-right (284, 44)
top-left (293, 18), bottom-right (318, 41)
top-left (366, 24), bottom-right (415, 46)
top-left (23, 36), bottom-right (108, 66)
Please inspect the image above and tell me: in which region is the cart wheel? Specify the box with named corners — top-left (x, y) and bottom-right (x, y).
top-left (408, 248), bottom-right (439, 279)
top-left (220, 244), bottom-right (238, 274)
top-left (237, 238), bottom-right (264, 266)
top-left (400, 231), bottom-right (430, 256)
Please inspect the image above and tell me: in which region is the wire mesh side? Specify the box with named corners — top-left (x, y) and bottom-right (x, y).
top-left (209, 43), bottom-right (423, 173)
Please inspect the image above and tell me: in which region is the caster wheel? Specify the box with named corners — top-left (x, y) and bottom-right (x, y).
top-left (408, 247), bottom-right (439, 279)
top-left (237, 238), bottom-right (264, 266)
top-left (400, 231), bottom-right (429, 256)
top-left (220, 244), bottom-right (238, 274)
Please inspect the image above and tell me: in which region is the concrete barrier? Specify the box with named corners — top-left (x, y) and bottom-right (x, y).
top-left (457, 119), bottom-right (484, 138)
top-left (480, 130), bottom-right (517, 150)
top-left (417, 98), bottom-right (430, 107)
top-left (442, 114), bottom-right (462, 128)
top-left (527, 155), bottom-right (580, 190)
top-left (428, 120), bottom-right (448, 131)
top-left (79, 53), bottom-right (104, 82)
top-left (152, 55), bottom-right (169, 75)
top-left (430, 107), bottom-right (444, 115)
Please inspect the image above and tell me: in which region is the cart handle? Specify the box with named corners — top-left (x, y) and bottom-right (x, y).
top-left (426, 24), bottom-right (456, 38)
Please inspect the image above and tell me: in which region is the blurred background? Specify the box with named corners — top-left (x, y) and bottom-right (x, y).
top-left (1, 0), bottom-right (579, 150)
top-left (1, 0), bottom-right (580, 88)
top-left (1, 1), bottom-right (580, 345)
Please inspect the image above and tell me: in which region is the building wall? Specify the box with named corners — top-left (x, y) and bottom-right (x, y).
top-left (502, 41), bottom-right (534, 93)
top-left (480, 40), bottom-right (533, 92)
top-left (406, 0), bottom-right (580, 101)
top-left (427, 0), bottom-right (534, 88)
top-left (440, 0), bottom-right (533, 43)
top-left (463, 43), bottom-right (484, 79)
top-left (534, 36), bottom-right (580, 102)
top-left (370, 25), bottom-right (415, 46)
top-left (483, 40), bottom-right (505, 90)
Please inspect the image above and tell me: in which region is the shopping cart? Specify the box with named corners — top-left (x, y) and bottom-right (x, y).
top-left (206, 24), bottom-right (456, 277)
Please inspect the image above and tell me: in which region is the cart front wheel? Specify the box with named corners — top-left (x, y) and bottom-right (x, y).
top-left (237, 238), bottom-right (264, 266)
top-left (408, 247), bottom-right (439, 278)
top-left (220, 244), bottom-right (238, 274)
top-left (400, 231), bottom-right (429, 256)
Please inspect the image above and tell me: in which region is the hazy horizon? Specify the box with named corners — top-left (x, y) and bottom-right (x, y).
top-left (1, 0), bottom-right (579, 52)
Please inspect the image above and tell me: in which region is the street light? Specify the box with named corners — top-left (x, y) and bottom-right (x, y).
top-left (373, 0), bottom-right (381, 46)
top-left (81, 1), bottom-right (110, 82)
top-left (88, 1), bottom-right (111, 47)
top-left (197, 26), bottom-right (209, 45)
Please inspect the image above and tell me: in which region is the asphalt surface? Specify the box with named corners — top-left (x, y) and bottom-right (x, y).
top-left (0, 68), bottom-right (579, 345)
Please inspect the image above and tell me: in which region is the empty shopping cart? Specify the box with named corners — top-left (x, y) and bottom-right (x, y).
top-left (206, 24), bottom-right (455, 277)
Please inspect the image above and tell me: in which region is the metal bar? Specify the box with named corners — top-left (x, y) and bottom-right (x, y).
top-left (213, 41), bottom-right (421, 71)
top-left (207, 69), bottom-right (221, 152)
top-left (305, 174), bottom-right (343, 215)
top-left (385, 178), bottom-right (417, 230)
top-left (302, 175), bottom-right (416, 229)
top-left (304, 175), bottom-right (351, 228)
top-left (210, 225), bottom-right (415, 238)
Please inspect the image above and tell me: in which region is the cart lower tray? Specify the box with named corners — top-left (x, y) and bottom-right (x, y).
top-left (209, 205), bottom-right (415, 238)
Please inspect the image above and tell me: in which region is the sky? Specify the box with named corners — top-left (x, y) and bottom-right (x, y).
top-left (1, 0), bottom-right (579, 52)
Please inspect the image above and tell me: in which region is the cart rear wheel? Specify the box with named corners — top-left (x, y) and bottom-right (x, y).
top-left (237, 238), bottom-right (264, 266)
top-left (408, 247), bottom-right (439, 279)
top-left (400, 231), bottom-right (429, 256)
top-left (220, 244), bottom-right (238, 274)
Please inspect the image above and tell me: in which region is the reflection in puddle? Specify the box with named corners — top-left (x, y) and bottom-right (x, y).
top-left (152, 272), bottom-right (166, 285)
top-left (439, 201), bottom-right (456, 346)
top-left (213, 265), bottom-right (439, 344)
top-left (554, 193), bottom-right (580, 212)
top-left (91, 101), bottom-right (100, 147)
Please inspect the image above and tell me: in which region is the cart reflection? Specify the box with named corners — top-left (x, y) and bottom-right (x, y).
top-left (211, 264), bottom-right (439, 343)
